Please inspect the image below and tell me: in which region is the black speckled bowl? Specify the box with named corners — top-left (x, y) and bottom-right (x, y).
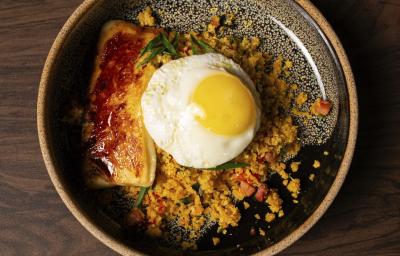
top-left (37, 0), bottom-right (358, 255)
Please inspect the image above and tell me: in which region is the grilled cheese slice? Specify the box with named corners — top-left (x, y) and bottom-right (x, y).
top-left (82, 20), bottom-right (160, 189)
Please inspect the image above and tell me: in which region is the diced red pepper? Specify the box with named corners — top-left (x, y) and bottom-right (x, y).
top-left (253, 174), bottom-right (261, 181)
top-left (234, 173), bottom-right (245, 182)
top-left (125, 208), bottom-right (145, 227)
top-left (255, 184), bottom-right (267, 202)
top-left (240, 181), bottom-right (256, 197)
top-left (264, 152), bottom-right (276, 163)
top-left (157, 200), bottom-right (166, 214)
top-left (315, 100), bottom-right (332, 116)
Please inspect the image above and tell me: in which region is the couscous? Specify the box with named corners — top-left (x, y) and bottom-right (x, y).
top-left (86, 7), bottom-right (331, 250)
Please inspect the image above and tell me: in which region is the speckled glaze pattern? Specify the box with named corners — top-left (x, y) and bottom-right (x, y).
top-left (125, 0), bottom-right (340, 145)
top-left (37, 0), bottom-right (357, 255)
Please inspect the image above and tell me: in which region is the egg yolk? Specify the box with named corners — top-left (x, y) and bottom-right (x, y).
top-left (192, 72), bottom-right (256, 136)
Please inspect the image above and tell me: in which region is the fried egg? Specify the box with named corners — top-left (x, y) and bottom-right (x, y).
top-left (141, 53), bottom-right (261, 168)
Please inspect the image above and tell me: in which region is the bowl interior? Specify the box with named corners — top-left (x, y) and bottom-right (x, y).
top-left (42, 0), bottom-right (350, 255)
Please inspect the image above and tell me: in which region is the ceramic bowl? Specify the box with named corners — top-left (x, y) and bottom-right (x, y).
top-left (37, 0), bottom-right (358, 255)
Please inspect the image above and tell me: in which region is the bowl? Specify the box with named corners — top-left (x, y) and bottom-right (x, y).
top-left (37, 0), bottom-right (358, 255)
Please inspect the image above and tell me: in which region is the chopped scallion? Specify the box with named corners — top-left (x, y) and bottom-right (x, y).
top-left (135, 187), bottom-right (150, 208)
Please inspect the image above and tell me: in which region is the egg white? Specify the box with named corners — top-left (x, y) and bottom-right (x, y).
top-left (141, 53), bottom-right (261, 168)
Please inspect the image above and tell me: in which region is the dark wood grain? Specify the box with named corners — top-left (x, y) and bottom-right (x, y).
top-left (0, 0), bottom-right (398, 255)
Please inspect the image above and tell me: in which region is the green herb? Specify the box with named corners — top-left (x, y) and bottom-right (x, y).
top-left (139, 34), bottom-right (162, 57)
top-left (190, 34), bottom-right (215, 53)
top-left (191, 183), bottom-right (200, 192)
top-left (207, 162), bottom-right (250, 170)
top-left (161, 32), bottom-right (177, 56)
top-left (137, 46), bottom-right (165, 67)
top-left (135, 187), bottom-right (150, 208)
top-left (191, 183), bottom-right (204, 196)
top-left (137, 32), bottom-right (179, 67)
top-left (172, 32), bottom-right (180, 48)
top-left (190, 36), bottom-right (199, 55)
top-left (180, 196), bottom-right (192, 205)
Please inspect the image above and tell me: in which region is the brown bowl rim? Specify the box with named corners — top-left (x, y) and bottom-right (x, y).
top-left (37, 0), bottom-right (358, 255)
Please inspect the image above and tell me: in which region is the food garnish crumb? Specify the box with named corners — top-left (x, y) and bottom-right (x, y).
top-left (290, 162), bottom-right (301, 172)
top-left (138, 7), bottom-right (156, 26)
top-left (266, 190), bottom-right (283, 213)
top-left (209, 7), bottom-right (219, 14)
top-left (265, 213), bottom-right (275, 222)
top-left (212, 237), bottom-right (220, 246)
top-left (254, 214), bottom-right (261, 220)
top-left (224, 13), bottom-right (235, 26)
top-left (243, 19), bottom-right (253, 28)
top-left (278, 210), bottom-right (284, 218)
top-left (259, 228), bottom-right (266, 236)
top-left (313, 160), bottom-right (321, 169)
top-left (323, 151), bottom-right (329, 156)
top-left (309, 173), bottom-right (315, 181)
top-left (287, 178), bottom-right (301, 196)
top-left (296, 92), bottom-right (308, 106)
top-left (243, 201), bottom-right (250, 209)
top-left (291, 108), bottom-right (313, 119)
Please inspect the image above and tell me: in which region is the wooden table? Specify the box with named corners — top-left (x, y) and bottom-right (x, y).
top-left (0, 0), bottom-right (399, 255)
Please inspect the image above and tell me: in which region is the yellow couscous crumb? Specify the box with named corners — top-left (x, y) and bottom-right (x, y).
top-left (209, 7), bottom-right (218, 14)
top-left (259, 228), bottom-right (266, 236)
top-left (287, 179), bottom-right (301, 196)
top-left (254, 214), bottom-right (261, 220)
top-left (323, 151), bottom-right (329, 156)
top-left (207, 16), bottom-right (221, 33)
top-left (309, 173), bottom-right (315, 181)
top-left (284, 60), bottom-right (293, 69)
top-left (291, 108), bottom-right (313, 119)
top-left (243, 201), bottom-right (250, 209)
top-left (243, 19), bottom-right (253, 28)
top-left (296, 92), bottom-right (308, 106)
top-left (138, 7), bottom-right (156, 26)
top-left (282, 179), bottom-right (289, 186)
top-left (290, 162), bottom-right (301, 172)
top-left (266, 190), bottom-right (283, 213)
top-left (212, 237), bottom-right (220, 246)
top-left (224, 13), bottom-right (235, 26)
top-left (278, 210), bottom-right (285, 218)
top-left (293, 199), bottom-right (299, 204)
top-left (265, 213), bottom-right (276, 222)
top-left (313, 160), bottom-right (321, 169)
